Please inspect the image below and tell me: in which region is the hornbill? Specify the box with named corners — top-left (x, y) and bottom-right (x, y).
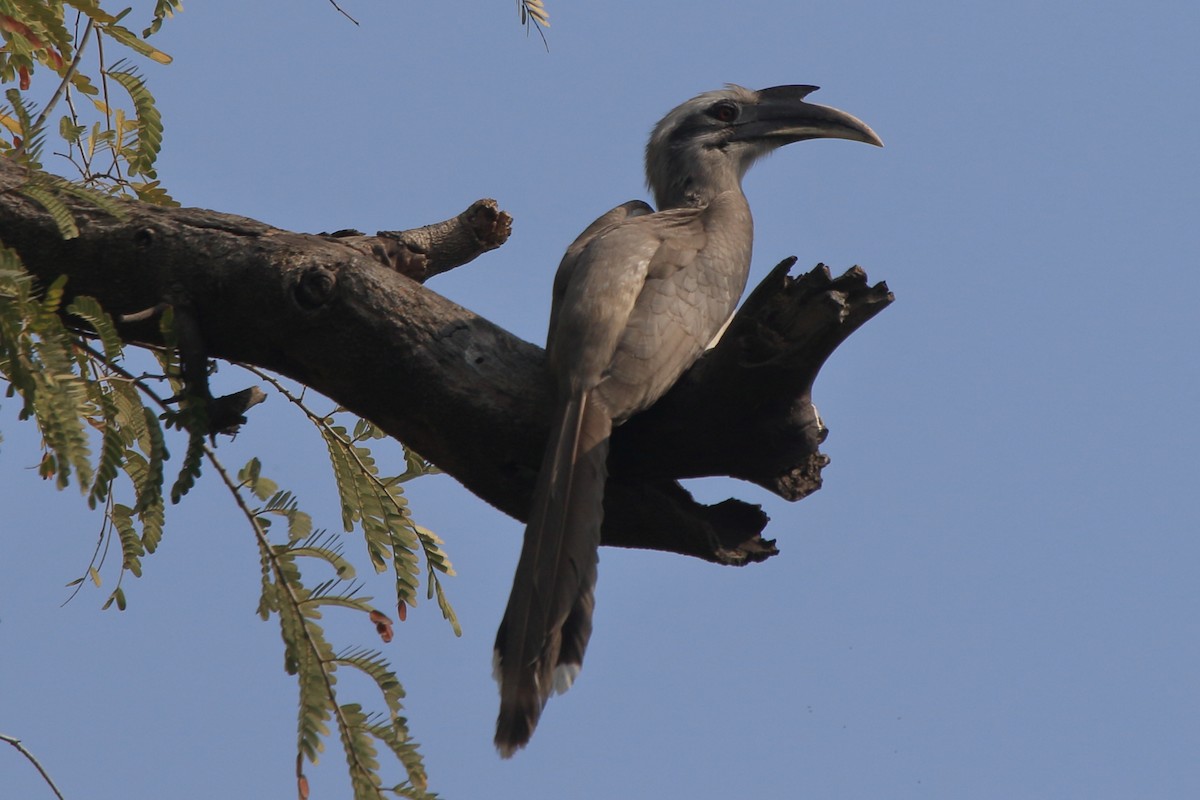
top-left (494, 84), bottom-right (882, 756)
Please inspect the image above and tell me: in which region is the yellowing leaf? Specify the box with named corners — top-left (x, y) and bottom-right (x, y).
top-left (100, 24), bottom-right (173, 64)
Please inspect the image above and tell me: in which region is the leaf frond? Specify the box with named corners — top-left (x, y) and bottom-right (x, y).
top-left (104, 62), bottom-right (165, 178)
top-left (17, 181), bottom-right (78, 237)
top-left (240, 367), bottom-right (458, 634)
top-left (142, 0), bottom-right (182, 38)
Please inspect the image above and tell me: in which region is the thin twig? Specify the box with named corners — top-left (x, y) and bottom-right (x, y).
top-left (518, 1), bottom-right (550, 51)
top-left (76, 342), bottom-right (172, 410)
top-left (92, 26), bottom-right (125, 183)
top-left (1, 733), bottom-right (67, 800)
top-left (60, 14), bottom-right (89, 177)
top-left (326, 0), bottom-right (360, 25)
top-left (61, 492), bottom-right (113, 606)
top-left (117, 302), bottom-right (168, 324)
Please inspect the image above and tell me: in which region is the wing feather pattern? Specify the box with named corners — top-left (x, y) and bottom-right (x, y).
top-left (495, 193), bottom-right (752, 755)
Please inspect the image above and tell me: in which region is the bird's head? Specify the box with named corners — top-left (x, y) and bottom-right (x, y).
top-left (645, 84), bottom-right (882, 209)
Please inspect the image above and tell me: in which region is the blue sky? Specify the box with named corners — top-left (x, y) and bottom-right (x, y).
top-left (3, 1), bottom-right (1199, 797)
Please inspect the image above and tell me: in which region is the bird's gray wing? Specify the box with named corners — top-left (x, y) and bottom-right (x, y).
top-left (549, 200), bottom-right (653, 347)
top-left (596, 203), bottom-right (751, 418)
top-left (495, 203), bottom-right (707, 756)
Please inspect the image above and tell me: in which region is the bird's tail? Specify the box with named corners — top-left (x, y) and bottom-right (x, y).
top-left (493, 392), bottom-right (610, 757)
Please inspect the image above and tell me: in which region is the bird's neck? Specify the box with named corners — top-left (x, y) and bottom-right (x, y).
top-left (653, 159), bottom-right (746, 210)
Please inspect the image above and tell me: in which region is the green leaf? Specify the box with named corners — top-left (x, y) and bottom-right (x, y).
top-left (63, 1), bottom-right (119, 25)
top-left (111, 502), bottom-right (144, 577)
top-left (238, 457), bottom-right (278, 500)
top-left (142, 0), bottom-right (183, 38)
top-left (54, 180), bottom-right (130, 219)
top-left (88, 401), bottom-right (125, 509)
top-left (98, 24), bottom-right (172, 64)
top-left (129, 179), bottom-right (177, 206)
top-left (105, 64), bottom-right (165, 177)
top-left (102, 585), bottom-right (127, 610)
top-left (289, 542), bottom-right (355, 580)
top-left (59, 114), bottom-right (86, 143)
top-left (18, 183), bottom-right (79, 239)
top-left (2, 88), bottom-right (46, 168)
top-left (66, 295), bottom-right (123, 361)
top-left (18, 0), bottom-right (78, 52)
top-left (67, 69), bottom-right (100, 97)
top-left (432, 578), bottom-right (461, 638)
top-left (40, 274), bottom-right (68, 314)
top-left (169, 428), bottom-right (204, 504)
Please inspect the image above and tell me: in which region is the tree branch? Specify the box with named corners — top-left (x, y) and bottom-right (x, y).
top-left (1, 732), bottom-right (66, 800)
top-left (322, 198), bottom-right (512, 282)
top-left (0, 158), bottom-right (892, 565)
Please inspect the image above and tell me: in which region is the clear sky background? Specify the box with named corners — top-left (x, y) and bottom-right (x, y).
top-left (3, 1), bottom-right (1199, 798)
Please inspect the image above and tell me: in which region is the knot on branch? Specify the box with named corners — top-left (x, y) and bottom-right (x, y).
top-left (374, 239), bottom-right (428, 280)
top-left (295, 266), bottom-right (336, 310)
top-left (133, 226), bottom-right (156, 247)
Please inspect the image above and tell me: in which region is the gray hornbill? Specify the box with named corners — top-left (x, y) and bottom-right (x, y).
top-left (493, 84), bottom-right (882, 756)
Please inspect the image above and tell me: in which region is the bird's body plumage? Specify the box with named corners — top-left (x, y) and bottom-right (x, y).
top-left (554, 192), bottom-right (754, 415)
top-left (494, 85), bottom-right (881, 756)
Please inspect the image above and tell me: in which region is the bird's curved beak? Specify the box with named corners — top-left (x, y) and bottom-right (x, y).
top-left (734, 85), bottom-right (883, 148)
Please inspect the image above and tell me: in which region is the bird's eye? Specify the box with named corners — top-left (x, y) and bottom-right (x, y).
top-left (709, 102), bottom-right (739, 123)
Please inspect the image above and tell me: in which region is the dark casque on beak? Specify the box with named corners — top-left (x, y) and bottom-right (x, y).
top-left (733, 84), bottom-right (883, 148)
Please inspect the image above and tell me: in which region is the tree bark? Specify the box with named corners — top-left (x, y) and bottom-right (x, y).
top-left (0, 158), bottom-right (892, 565)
